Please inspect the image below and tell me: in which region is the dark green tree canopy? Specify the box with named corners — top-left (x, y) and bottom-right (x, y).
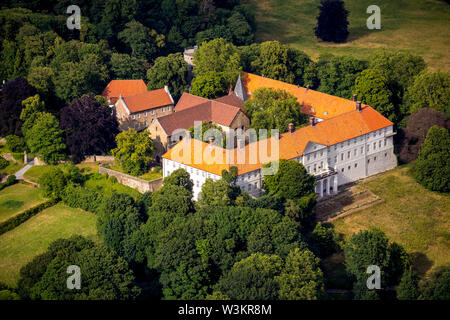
top-left (314, 0), bottom-right (349, 43)
top-left (146, 53), bottom-right (188, 100)
top-left (243, 88), bottom-right (307, 134)
top-left (409, 125), bottom-right (450, 192)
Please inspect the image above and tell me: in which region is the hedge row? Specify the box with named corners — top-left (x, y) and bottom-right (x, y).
top-left (0, 198), bottom-right (59, 235)
top-left (0, 175), bottom-right (17, 191)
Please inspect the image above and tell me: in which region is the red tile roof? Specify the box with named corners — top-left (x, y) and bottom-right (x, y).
top-left (157, 101), bottom-right (244, 136)
top-left (122, 88), bottom-right (173, 113)
top-left (174, 93), bottom-right (209, 112)
top-left (240, 72), bottom-right (360, 119)
top-left (214, 92), bottom-right (244, 108)
top-left (163, 106), bottom-right (393, 175)
top-left (102, 80), bottom-right (147, 104)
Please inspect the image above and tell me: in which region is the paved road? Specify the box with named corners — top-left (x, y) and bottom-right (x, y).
top-left (12, 160), bottom-right (34, 180)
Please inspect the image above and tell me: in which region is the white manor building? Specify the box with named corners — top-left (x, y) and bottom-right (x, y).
top-left (162, 73), bottom-right (397, 200)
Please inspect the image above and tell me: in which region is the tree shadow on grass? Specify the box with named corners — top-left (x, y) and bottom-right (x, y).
top-left (409, 251), bottom-right (433, 276)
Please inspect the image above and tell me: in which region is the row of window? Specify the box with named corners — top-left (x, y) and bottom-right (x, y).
top-left (130, 106), bottom-right (172, 120)
top-left (339, 152), bottom-right (389, 173)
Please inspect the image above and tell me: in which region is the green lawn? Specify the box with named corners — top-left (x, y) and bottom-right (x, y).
top-left (0, 182), bottom-right (47, 223)
top-left (22, 165), bottom-right (50, 182)
top-left (249, 0), bottom-right (450, 72)
top-left (332, 165), bottom-right (450, 277)
top-left (0, 203), bottom-right (98, 287)
top-left (0, 161), bottom-right (25, 176)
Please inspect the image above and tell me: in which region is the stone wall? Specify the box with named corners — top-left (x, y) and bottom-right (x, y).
top-left (82, 155), bottom-right (115, 163)
top-left (99, 166), bottom-right (163, 193)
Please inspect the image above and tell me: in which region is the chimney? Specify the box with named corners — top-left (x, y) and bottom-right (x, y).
top-left (353, 94), bottom-right (358, 102)
top-left (309, 116), bottom-right (315, 127)
top-left (306, 85), bottom-right (310, 92)
top-left (356, 101), bottom-right (362, 112)
top-left (209, 136), bottom-right (215, 145)
top-left (288, 123), bottom-right (294, 134)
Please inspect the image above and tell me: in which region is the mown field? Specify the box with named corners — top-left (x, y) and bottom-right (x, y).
top-left (248, 0), bottom-right (450, 72)
top-left (0, 182), bottom-right (47, 223)
top-left (0, 202), bottom-right (98, 287)
top-left (331, 165), bottom-right (450, 277)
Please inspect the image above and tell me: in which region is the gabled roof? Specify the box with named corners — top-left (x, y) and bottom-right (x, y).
top-left (157, 100), bottom-right (245, 137)
top-left (122, 88), bottom-right (173, 113)
top-left (102, 80), bottom-right (147, 104)
top-left (162, 106), bottom-right (393, 176)
top-left (175, 93), bottom-right (209, 112)
top-left (236, 72), bottom-right (361, 120)
top-left (215, 92), bottom-right (244, 108)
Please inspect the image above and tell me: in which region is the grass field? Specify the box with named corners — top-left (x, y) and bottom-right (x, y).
top-left (249, 0), bottom-right (450, 72)
top-left (0, 203), bottom-right (98, 287)
top-left (331, 165), bottom-right (450, 277)
top-left (0, 183), bottom-right (47, 223)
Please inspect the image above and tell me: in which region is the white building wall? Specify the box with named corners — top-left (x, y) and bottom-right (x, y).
top-left (162, 125), bottom-right (397, 201)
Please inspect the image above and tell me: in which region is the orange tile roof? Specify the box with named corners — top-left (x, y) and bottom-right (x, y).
top-left (162, 106), bottom-right (393, 176)
top-left (240, 72), bottom-right (360, 119)
top-left (122, 88), bottom-right (173, 113)
top-left (102, 80), bottom-right (147, 104)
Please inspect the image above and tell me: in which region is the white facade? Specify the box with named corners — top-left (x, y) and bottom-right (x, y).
top-left (162, 125), bottom-right (397, 201)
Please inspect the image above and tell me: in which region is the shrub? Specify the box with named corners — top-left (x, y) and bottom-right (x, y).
top-left (0, 198), bottom-right (59, 235)
top-left (0, 156), bottom-right (8, 170)
top-left (109, 176), bottom-right (118, 183)
top-left (5, 135), bottom-right (26, 152)
top-left (61, 184), bottom-right (105, 214)
top-left (0, 175), bottom-right (17, 191)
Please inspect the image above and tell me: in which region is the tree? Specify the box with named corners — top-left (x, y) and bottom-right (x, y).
top-left (314, 0), bottom-right (349, 43)
top-left (419, 266), bottom-right (450, 300)
top-left (0, 77), bottom-right (36, 136)
top-left (146, 53), bottom-right (188, 100)
top-left (215, 253), bottom-right (283, 300)
top-left (188, 121), bottom-right (225, 145)
top-left (38, 164), bottom-right (84, 199)
top-left (243, 88), bottom-right (307, 134)
top-left (226, 11), bottom-right (254, 46)
top-left (118, 20), bottom-right (165, 62)
top-left (354, 68), bottom-right (396, 121)
top-left (60, 95), bottom-right (119, 163)
top-left (5, 134), bottom-right (26, 152)
top-left (25, 112), bottom-right (66, 164)
top-left (276, 248), bottom-right (325, 300)
top-left (397, 108), bottom-right (449, 164)
top-left (250, 41), bottom-right (310, 85)
top-left (54, 54), bottom-right (109, 104)
top-left (27, 66), bottom-right (55, 102)
top-left (111, 129), bottom-right (154, 176)
top-left (409, 125), bottom-right (450, 192)
top-left (163, 168), bottom-right (193, 193)
top-left (110, 53), bottom-right (146, 80)
top-left (344, 228), bottom-right (409, 289)
top-left (96, 193), bottom-right (145, 263)
top-left (309, 222), bottom-right (340, 258)
top-left (396, 268), bottom-right (420, 300)
top-left (190, 72), bottom-right (228, 99)
top-left (263, 159), bottom-right (316, 200)
top-left (20, 93), bottom-right (45, 136)
top-left (198, 178), bottom-right (233, 207)
top-left (369, 51), bottom-right (426, 101)
top-left (405, 71), bottom-right (450, 117)
top-left (193, 38), bottom-right (241, 89)
top-left (26, 237), bottom-right (141, 300)
top-left (307, 55), bottom-right (368, 99)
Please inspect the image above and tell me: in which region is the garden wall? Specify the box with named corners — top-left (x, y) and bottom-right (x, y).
top-left (99, 166), bottom-right (163, 193)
